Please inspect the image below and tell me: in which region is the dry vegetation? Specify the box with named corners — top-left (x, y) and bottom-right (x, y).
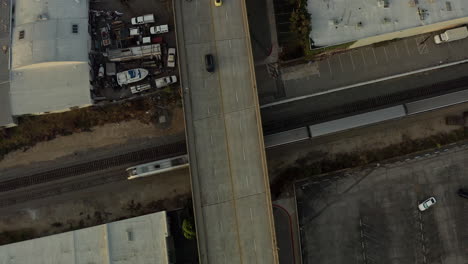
top-left (271, 129), bottom-right (467, 198)
top-left (0, 92), bottom-right (181, 161)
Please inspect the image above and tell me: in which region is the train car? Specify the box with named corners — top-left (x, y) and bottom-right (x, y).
top-left (264, 127), bottom-right (310, 148)
top-left (127, 154), bottom-right (189, 180)
top-left (308, 105), bottom-right (406, 138)
top-left (405, 89), bottom-right (468, 115)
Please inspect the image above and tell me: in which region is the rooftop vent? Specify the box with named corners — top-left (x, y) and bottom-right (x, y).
top-left (72, 24), bottom-right (79, 34)
top-left (37, 13), bottom-right (48, 21)
top-left (446, 1), bottom-right (452, 11)
top-left (377, 0), bottom-right (389, 8)
top-left (18, 30), bottom-right (24, 39)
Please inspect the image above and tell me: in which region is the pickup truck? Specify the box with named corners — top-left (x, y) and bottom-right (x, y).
top-left (155, 75), bottom-right (177, 88)
top-left (131, 14), bottom-right (155, 25)
top-left (150, 24), bottom-right (169, 34)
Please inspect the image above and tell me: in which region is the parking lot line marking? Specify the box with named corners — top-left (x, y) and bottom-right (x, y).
top-left (360, 50), bottom-right (367, 66)
top-left (371, 48), bottom-right (378, 64)
top-left (327, 59), bottom-right (333, 75)
top-left (349, 52), bottom-right (355, 70)
top-left (338, 54), bottom-right (344, 72)
top-left (383, 47), bottom-right (389, 62)
top-left (404, 39), bottom-right (411, 55)
top-left (393, 43), bottom-right (400, 58)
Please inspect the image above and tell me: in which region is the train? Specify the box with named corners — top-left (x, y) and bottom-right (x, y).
top-left (264, 89), bottom-right (468, 149)
top-left (126, 154), bottom-right (189, 180)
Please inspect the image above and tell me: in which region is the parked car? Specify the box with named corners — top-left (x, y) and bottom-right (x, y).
top-left (155, 75), bottom-right (177, 88)
top-left (116, 68), bottom-right (149, 86)
top-left (418, 197), bottom-right (436, 211)
top-left (214, 0), bottom-right (222, 6)
top-left (167, 48), bottom-right (176, 68)
top-left (129, 27), bottom-right (140, 36)
top-left (150, 24), bottom-right (169, 34)
top-left (131, 14), bottom-right (155, 25)
top-left (458, 188), bottom-right (468, 199)
top-left (205, 54), bottom-right (215, 73)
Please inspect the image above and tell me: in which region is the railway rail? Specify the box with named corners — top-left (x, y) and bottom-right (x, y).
top-left (262, 76), bottom-right (468, 135)
top-left (0, 141), bottom-right (187, 193)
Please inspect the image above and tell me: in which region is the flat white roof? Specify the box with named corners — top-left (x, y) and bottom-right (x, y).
top-left (0, 211), bottom-right (170, 264)
top-left (308, 0), bottom-right (468, 46)
top-left (9, 0), bottom-right (91, 116)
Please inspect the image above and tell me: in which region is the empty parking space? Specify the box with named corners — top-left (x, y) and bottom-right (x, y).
top-left (278, 31), bottom-right (468, 102)
top-left (295, 144), bottom-right (468, 264)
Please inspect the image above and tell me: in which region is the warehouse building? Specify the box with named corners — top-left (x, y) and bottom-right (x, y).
top-left (0, 0), bottom-right (15, 128)
top-left (1, 0), bottom-right (92, 128)
top-left (309, 0), bottom-right (468, 48)
top-left (0, 211), bottom-right (173, 264)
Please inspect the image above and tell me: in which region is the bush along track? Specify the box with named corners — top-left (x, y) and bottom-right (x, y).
top-left (270, 129), bottom-right (466, 198)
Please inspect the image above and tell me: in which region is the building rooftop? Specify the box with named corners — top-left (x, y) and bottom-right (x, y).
top-left (0, 211), bottom-right (171, 264)
top-left (308, 0), bottom-right (468, 46)
top-left (0, 0), bottom-right (15, 128)
top-left (9, 0), bottom-right (91, 116)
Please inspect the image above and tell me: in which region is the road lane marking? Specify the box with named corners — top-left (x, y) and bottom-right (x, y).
top-left (383, 47), bottom-right (389, 62)
top-left (393, 43), bottom-right (399, 58)
top-left (360, 49), bottom-right (367, 66)
top-left (235, 91), bottom-right (239, 102)
top-left (327, 59), bottom-right (332, 75)
top-left (338, 54), bottom-right (344, 72)
top-left (226, 11), bottom-right (229, 21)
top-left (404, 39), bottom-right (411, 55)
top-left (371, 48), bottom-right (378, 64)
top-left (349, 52), bottom-right (355, 70)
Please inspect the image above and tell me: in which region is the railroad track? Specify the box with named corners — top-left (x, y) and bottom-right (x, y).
top-left (262, 76), bottom-right (468, 134)
top-left (0, 140), bottom-right (187, 193)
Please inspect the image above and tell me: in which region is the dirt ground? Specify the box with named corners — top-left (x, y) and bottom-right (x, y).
top-left (0, 167), bottom-right (191, 242)
top-left (0, 107), bottom-right (185, 169)
top-left (266, 102), bottom-right (468, 178)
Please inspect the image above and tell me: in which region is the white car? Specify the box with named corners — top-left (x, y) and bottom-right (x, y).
top-left (155, 75), bottom-right (177, 88)
top-left (131, 14), bottom-right (155, 25)
top-left (167, 48), bottom-right (176, 68)
top-left (418, 197), bottom-right (436, 211)
top-left (150, 24), bottom-right (169, 35)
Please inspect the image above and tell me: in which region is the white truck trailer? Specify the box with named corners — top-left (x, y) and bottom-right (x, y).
top-left (434, 26), bottom-right (468, 44)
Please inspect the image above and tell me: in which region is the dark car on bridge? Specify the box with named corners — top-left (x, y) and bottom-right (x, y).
top-left (205, 54), bottom-right (215, 73)
top-left (458, 188), bottom-right (468, 199)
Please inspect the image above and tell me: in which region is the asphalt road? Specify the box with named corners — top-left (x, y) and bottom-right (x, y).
top-left (295, 142), bottom-right (468, 264)
top-left (261, 62), bottom-right (468, 134)
top-left (259, 30), bottom-right (468, 105)
top-left (174, 0), bottom-right (278, 263)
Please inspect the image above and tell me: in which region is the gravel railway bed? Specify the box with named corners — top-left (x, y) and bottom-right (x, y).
top-left (0, 141), bottom-right (187, 193)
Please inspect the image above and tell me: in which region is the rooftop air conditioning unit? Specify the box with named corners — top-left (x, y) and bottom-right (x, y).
top-left (377, 0), bottom-right (389, 8)
top-left (37, 13), bottom-right (49, 21)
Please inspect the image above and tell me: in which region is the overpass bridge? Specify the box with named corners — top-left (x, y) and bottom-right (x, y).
top-left (174, 0), bottom-right (279, 263)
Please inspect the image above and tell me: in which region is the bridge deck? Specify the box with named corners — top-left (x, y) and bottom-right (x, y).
top-left (174, 0), bottom-right (278, 263)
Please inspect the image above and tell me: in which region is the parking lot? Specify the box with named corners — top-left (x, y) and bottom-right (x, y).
top-left (89, 0), bottom-right (179, 101)
top-left (295, 144), bottom-right (468, 264)
top-left (268, 31), bottom-right (468, 103)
